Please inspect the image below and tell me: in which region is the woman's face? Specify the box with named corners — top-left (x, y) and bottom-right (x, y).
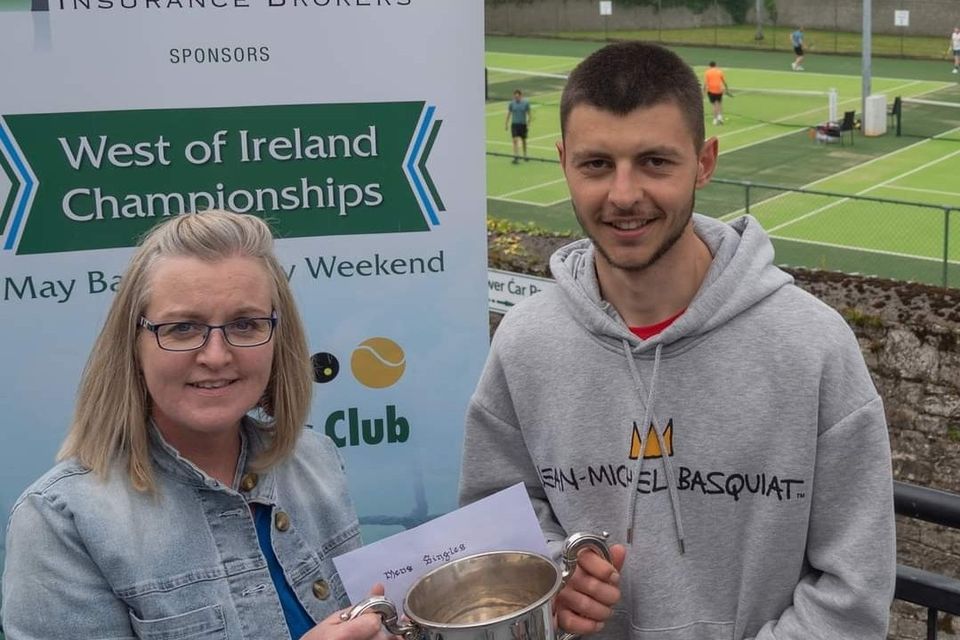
top-left (138, 255), bottom-right (275, 449)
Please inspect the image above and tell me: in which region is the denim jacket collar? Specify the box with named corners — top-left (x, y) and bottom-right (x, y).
top-left (147, 417), bottom-right (278, 506)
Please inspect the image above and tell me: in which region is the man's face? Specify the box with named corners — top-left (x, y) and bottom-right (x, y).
top-left (558, 101), bottom-right (717, 274)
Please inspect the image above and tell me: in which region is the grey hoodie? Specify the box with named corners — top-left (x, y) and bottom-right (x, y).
top-left (460, 214), bottom-right (895, 639)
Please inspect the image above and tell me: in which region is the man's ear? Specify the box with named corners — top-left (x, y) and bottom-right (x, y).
top-left (695, 137), bottom-right (719, 188)
top-left (556, 138), bottom-right (565, 167)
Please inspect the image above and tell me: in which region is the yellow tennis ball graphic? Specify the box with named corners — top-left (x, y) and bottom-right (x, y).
top-left (351, 337), bottom-right (406, 388)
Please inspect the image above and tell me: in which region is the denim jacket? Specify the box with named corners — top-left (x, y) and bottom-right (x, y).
top-left (1, 419), bottom-right (362, 639)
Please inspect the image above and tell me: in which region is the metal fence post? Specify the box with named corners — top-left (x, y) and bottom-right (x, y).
top-left (714, 0), bottom-right (719, 46)
top-left (657, 0), bottom-right (662, 43)
top-left (944, 208), bottom-right (951, 288)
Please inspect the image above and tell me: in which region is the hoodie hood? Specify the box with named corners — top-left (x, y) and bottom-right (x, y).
top-left (549, 214), bottom-right (793, 352)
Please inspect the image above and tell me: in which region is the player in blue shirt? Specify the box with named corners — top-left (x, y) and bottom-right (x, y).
top-left (791, 27), bottom-right (805, 71)
top-left (506, 89), bottom-right (532, 164)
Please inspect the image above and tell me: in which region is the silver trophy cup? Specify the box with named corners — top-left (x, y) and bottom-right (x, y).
top-left (342, 531), bottom-right (611, 640)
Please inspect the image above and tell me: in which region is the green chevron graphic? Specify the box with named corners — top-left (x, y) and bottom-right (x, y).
top-left (3, 101), bottom-right (443, 254)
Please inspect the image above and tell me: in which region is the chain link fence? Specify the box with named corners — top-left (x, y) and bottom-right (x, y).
top-left (486, 0), bottom-right (958, 60)
top-left (702, 178), bottom-right (960, 288)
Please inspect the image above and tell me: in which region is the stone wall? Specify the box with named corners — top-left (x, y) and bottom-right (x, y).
top-left (774, 0), bottom-right (956, 38)
top-left (485, 0), bottom-right (953, 38)
top-left (793, 271), bottom-right (960, 640)
top-left (486, 0), bottom-right (733, 35)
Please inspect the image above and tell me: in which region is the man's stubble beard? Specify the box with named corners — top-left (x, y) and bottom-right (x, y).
top-left (574, 189), bottom-right (697, 274)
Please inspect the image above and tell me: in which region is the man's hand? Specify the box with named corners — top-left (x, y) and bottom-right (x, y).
top-left (301, 584), bottom-right (394, 640)
top-left (555, 544), bottom-right (627, 635)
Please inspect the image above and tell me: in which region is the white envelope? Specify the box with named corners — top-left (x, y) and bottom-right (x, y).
top-left (333, 482), bottom-right (550, 607)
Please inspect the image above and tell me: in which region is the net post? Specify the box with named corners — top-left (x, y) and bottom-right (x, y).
top-left (745, 182), bottom-right (751, 215)
top-left (944, 208), bottom-right (952, 289)
top-left (828, 89), bottom-right (838, 123)
top-left (896, 99), bottom-right (902, 137)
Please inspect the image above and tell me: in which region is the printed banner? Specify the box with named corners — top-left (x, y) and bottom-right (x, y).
top-left (0, 0), bottom-right (488, 573)
top-left (1, 102), bottom-right (442, 253)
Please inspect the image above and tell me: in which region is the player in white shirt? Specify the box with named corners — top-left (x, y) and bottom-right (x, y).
top-left (950, 27), bottom-right (960, 74)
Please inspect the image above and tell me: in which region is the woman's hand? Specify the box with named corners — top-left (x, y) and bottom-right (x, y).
top-left (301, 584), bottom-right (396, 640)
top-left (555, 544), bottom-right (627, 635)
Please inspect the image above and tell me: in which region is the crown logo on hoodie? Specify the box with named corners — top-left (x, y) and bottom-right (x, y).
top-left (629, 419), bottom-right (674, 460)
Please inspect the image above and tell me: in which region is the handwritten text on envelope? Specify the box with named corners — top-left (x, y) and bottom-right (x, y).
top-left (333, 483), bottom-right (550, 606)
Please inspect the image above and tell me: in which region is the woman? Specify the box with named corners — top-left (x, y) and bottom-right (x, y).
top-left (1, 210), bottom-right (386, 639)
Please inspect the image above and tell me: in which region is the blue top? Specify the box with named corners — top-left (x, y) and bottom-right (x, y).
top-left (791, 29), bottom-right (804, 47)
top-left (253, 503), bottom-right (315, 639)
top-left (508, 98), bottom-right (531, 125)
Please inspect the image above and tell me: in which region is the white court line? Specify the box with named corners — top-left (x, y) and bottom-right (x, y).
top-left (486, 90), bottom-right (565, 117)
top-left (774, 235), bottom-right (960, 265)
top-left (544, 194), bottom-right (573, 207)
top-left (495, 177), bottom-right (568, 199)
top-left (485, 51), bottom-right (582, 64)
top-left (489, 195), bottom-right (554, 206)
top-left (488, 139), bottom-right (558, 152)
top-left (487, 63), bottom-right (572, 75)
top-left (878, 185), bottom-right (960, 200)
top-left (719, 122), bottom-right (960, 223)
top-left (529, 131), bottom-right (560, 144)
top-left (765, 143), bottom-right (960, 234)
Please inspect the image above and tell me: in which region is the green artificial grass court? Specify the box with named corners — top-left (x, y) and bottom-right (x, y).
top-left (486, 36), bottom-right (960, 286)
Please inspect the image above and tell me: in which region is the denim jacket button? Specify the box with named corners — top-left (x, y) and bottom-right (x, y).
top-left (240, 473), bottom-right (259, 492)
top-left (274, 511), bottom-right (291, 532)
top-left (312, 579), bottom-right (330, 600)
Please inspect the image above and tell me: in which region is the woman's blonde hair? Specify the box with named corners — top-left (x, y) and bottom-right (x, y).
top-left (58, 210), bottom-right (313, 492)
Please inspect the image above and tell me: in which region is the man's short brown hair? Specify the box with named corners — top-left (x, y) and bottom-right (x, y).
top-left (560, 41), bottom-right (705, 149)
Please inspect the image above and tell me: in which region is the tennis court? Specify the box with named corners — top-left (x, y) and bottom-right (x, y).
top-left (486, 37), bottom-right (960, 286)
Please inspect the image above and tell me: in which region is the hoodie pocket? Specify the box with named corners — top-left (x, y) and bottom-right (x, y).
top-left (129, 604), bottom-right (227, 640)
top-left (630, 620), bottom-right (734, 640)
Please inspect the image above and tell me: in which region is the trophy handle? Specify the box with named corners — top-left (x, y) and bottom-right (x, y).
top-left (340, 595), bottom-right (422, 640)
top-left (560, 530), bottom-right (611, 584)
top-left (557, 531), bottom-right (613, 640)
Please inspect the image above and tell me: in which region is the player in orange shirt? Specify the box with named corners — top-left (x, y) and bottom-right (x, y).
top-left (703, 61), bottom-right (728, 125)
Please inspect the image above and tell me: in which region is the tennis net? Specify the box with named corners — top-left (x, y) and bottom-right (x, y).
top-left (722, 87), bottom-right (840, 129)
top-left (485, 67), bottom-right (568, 105)
top-left (894, 91), bottom-right (960, 142)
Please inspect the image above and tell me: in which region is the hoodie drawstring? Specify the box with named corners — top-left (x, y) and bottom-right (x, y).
top-left (622, 340), bottom-right (686, 554)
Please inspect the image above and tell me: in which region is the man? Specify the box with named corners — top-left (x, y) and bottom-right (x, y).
top-left (505, 88), bottom-right (532, 164)
top-left (704, 60), bottom-right (728, 125)
top-left (460, 41), bottom-right (895, 639)
top-left (791, 26), bottom-right (805, 70)
top-left (950, 26), bottom-right (960, 74)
